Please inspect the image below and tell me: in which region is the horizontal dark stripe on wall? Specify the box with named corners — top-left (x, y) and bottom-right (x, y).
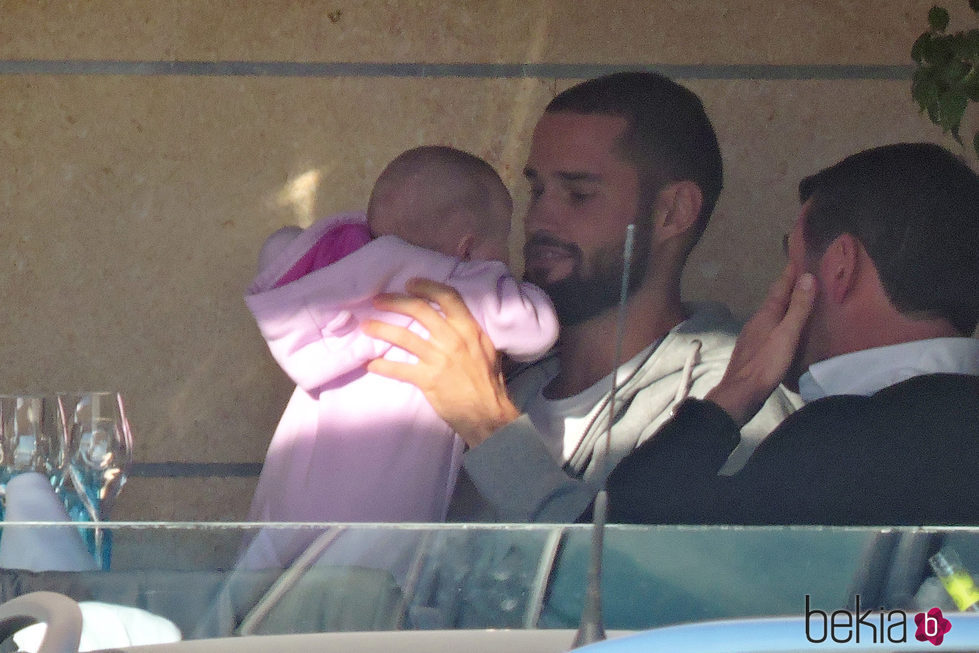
top-left (130, 462), bottom-right (263, 478)
top-left (0, 60), bottom-right (913, 80)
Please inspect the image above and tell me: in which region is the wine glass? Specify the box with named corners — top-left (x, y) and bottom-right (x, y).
top-left (0, 394), bottom-right (66, 519)
top-left (57, 391), bottom-right (134, 568)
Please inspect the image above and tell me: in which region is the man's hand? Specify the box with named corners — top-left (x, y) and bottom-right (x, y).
top-left (705, 264), bottom-right (817, 426)
top-left (362, 278), bottom-right (521, 448)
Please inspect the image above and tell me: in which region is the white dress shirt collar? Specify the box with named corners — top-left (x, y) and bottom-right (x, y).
top-left (797, 337), bottom-right (979, 403)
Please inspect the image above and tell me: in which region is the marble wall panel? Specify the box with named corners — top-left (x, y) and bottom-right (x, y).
top-left (113, 477), bottom-right (256, 522)
top-left (0, 0), bottom-right (944, 64)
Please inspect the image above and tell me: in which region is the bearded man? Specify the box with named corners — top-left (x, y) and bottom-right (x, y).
top-left (365, 72), bottom-right (796, 522)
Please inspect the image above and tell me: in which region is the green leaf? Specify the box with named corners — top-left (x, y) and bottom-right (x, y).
top-left (912, 33), bottom-right (930, 63)
top-left (914, 63), bottom-right (944, 85)
top-left (912, 69), bottom-right (942, 109)
top-left (941, 59), bottom-right (972, 85)
top-left (964, 66), bottom-right (979, 101)
top-left (973, 132), bottom-right (979, 160)
top-left (918, 31), bottom-right (967, 65)
top-left (965, 30), bottom-right (979, 61)
top-left (929, 34), bottom-right (957, 64)
top-left (928, 5), bottom-right (950, 31)
top-left (937, 91), bottom-right (968, 138)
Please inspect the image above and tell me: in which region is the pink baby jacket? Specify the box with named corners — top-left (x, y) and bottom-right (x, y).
top-left (245, 212), bottom-right (559, 523)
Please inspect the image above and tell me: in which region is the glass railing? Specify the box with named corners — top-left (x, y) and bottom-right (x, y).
top-left (0, 522), bottom-right (976, 641)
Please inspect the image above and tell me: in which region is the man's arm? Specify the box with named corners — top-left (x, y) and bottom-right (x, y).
top-left (605, 265), bottom-right (818, 523)
top-left (459, 415), bottom-right (600, 522)
top-left (606, 399), bottom-right (741, 523)
top-left (363, 277), bottom-right (595, 522)
top-left (705, 265), bottom-right (816, 426)
top-left (364, 279), bottom-right (602, 522)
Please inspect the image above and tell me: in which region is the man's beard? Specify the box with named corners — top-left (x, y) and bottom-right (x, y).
top-left (524, 222), bottom-right (651, 327)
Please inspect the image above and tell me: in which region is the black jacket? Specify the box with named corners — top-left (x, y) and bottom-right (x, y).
top-left (606, 374), bottom-right (979, 525)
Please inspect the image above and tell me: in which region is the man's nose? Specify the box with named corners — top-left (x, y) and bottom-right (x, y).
top-left (524, 196), bottom-right (557, 233)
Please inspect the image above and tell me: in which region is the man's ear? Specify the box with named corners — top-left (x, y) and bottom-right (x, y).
top-left (454, 233), bottom-right (476, 260)
top-left (653, 180), bottom-right (703, 243)
top-left (817, 232), bottom-right (860, 303)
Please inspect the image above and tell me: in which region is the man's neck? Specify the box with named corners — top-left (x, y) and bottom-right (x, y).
top-left (545, 288), bottom-right (687, 399)
top-left (826, 312), bottom-right (963, 360)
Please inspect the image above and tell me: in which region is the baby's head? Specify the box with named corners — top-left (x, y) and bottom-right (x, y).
top-left (366, 146), bottom-right (512, 263)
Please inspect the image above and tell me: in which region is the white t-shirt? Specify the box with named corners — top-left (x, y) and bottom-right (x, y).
top-left (524, 340), bottom-right (662, 464)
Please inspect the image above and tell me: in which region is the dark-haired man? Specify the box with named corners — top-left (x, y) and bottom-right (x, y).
top-left (364, 72), bottom-right (795, 522)
top-left (605, 142), bottom-right (979, 525)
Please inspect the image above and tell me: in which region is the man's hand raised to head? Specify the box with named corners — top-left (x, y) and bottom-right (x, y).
top-left (362, 278), bottom-right (521, 448)
top-left (705, 264), bottom-right (817, 427)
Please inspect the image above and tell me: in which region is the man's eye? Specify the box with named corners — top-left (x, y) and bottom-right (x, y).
top-left (570, 192), bottom-right (594, 203)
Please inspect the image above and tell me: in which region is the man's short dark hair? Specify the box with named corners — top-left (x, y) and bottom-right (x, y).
top-left (799, 142), bottom-right (979, 334)
top-left (546, 71), bottom-right (723, 241)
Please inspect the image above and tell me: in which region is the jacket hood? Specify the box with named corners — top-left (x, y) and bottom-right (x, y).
top-left (509, 302), bottom-right (740, 403)
top-left (507, 301), bottom-right (746, 476)
top-left (246, 216), bottom-right (461, 392)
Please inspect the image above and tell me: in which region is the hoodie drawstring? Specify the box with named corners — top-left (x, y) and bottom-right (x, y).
top-left (671, 339), bottom-right (702, 415)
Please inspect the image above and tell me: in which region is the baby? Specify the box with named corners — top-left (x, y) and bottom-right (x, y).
top-left (243, 146), bottom-right (559, 533)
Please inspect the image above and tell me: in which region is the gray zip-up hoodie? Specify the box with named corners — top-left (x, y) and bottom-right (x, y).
top-left (449, 302), bottom-right (800, 522)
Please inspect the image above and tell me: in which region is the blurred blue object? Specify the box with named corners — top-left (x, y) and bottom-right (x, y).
top-left (575, 612), bottom-right (979, 652)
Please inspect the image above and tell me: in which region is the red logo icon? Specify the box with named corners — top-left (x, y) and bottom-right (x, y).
top-left (914, 607), bottom-right (952, 646)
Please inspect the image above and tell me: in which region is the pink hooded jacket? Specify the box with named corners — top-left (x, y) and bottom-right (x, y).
top-left (245, 212), bottom-right (559, 523)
